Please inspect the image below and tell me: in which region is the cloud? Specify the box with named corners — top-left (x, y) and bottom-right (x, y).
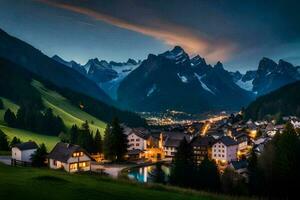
top-left (36, 0), bottom-right (235, 62)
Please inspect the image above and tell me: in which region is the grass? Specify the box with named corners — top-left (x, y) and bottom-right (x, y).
top-left (0, 151), bottom-right (10, 155)
top-left (0, 97), bottom-right (19, 124)
top-left (0, 125), bottom-right (59, 150)
top-left (0, 81), bottom-right (107, 150)
top-left (0, 163), bottom-right (254, 200)
top-left (32, 80), bottom-right (106, 134)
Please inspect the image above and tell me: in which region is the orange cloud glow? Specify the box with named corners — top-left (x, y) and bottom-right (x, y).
top-left (36, 0), bottom-right (235, 62)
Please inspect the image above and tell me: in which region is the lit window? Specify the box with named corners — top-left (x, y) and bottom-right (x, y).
top-left (70, 163), bottom-right (78, 170)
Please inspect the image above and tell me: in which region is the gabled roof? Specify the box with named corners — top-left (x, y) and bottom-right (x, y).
top-left (129, 128), bottom-right (150, 140)
top-left (190, 136), bottom-right (215, 147)
top-left (161, 131), bottom-right (190, 141)
top-left (14, 141), bottom-right (38, 151)
top-left (48, 142), bottom-right (91, 163)
top-left (164, 138), bottom-right (182, 148)
top-left (214, 136), bottom-right (238, 146)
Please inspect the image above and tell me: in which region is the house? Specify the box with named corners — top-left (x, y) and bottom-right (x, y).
top-left (265, 123), bottom-right (276, 137)
top-left (127, 149), bottom-right (144, 160)
top-left (212, 136), bottom-right (238, 165)
top-left (162, 132), bottom-right (190, 158)
top-left (48, 142), bottom-right (92, 173)
top-left (190, 136), bottom-right (215, 164)
top-left (229, 160), bottom-right (248, 178)
top-left (163, 137), bottom-right (182, 157)
top-left (231, 131), bottom-right (248, 151)
top-left (291, 119), bottom-right (300, 129)
top-left (11, 141), bottom-right (38, 165)
top-left (127, 128), bottom-right (150, 151)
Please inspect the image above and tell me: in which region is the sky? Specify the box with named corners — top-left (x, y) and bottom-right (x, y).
top-left (0, 0), bottom-right (299, 72)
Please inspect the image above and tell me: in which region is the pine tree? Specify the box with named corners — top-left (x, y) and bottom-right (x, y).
top-left (0, 99), bottom-right (3, 109)
top-left (103, 124), bottom-right (113, 160)
top-left (10, 136), bottom-right (21, 148)
top-left (69, 125), bottom-right (79, 144)
top-left (257, 122), bottom-right (300, 198)
top-left (103, 118), bottom-right (127, 161)
top-left (196, 156), bottom-right (220, 191)
top-left (221, 168), bottom-right (247, 195)
top-left (170, 138), bottom-right (195, 187)
top-left (0, 129), bottom-right (9, 151)
top-left (111, 118), bottom-right (127, 161)
top-left (4, 109), bottom-right (17, 127)
top-left (31, 143), bottom-right (47, 167)
top-left (94, 129), bottom-right (103, 154)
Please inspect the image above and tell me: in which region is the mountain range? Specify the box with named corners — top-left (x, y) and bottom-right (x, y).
top-left (0, 29), bottom-right (112, 105)
top-left (52, 55), bottom-right (140, 100)
top-left (1, 27), bottom-right (300, 115)
top-left (245, 80), bottom-right (300, 120)
top-left (118, 46), bottom-right (253, 113)
top-left (53, 45), bottom-right (300, 114)
top-left (232, 58), bottom-right (300, 96)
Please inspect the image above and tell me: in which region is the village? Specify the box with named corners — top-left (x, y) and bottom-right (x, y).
top-left (3, 112), bottom-right (300, 182)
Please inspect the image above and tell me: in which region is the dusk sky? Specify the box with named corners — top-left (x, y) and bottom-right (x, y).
top-left (0, 0), bottom-right (299, 72)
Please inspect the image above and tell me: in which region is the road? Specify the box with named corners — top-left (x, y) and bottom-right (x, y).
top-left (0, 156), bottom-right (11, 165)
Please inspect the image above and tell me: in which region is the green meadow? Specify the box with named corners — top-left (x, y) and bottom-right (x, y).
top-left (0, 163), bottom-right (253, 200)
top-left (0, 81), bottom-right (107, 150)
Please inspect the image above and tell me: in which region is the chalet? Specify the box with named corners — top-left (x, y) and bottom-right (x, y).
top-left (212, 136), bottom-right (238, 164)
top-left (162, 132), bottom-right (190, 158)
top-left (127, 128), bottom-right (150, 151)
top-left (48, 142), bottom-right (92, 173)
top-left (11, 141), bottom-right (38, 165)
top-left (231, 130), bottom-right (248, 151)
top-left (190, 136), bottom-right (215, 164)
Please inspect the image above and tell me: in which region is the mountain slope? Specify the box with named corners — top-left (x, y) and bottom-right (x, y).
top-left (118, 46), bottom-right (253, 113)
top-left (0, 58), bottom-right (146, 129)
top-left (0, 28), bottom-right (112, 104)
top-left (232, 58), bottom-right (300, 96)
top-left (53, 55), bottom-right (140, 99)
top-left (252, 58), bottom-right (300, 95)
top-left (244, 80), bottom-right (300, 120)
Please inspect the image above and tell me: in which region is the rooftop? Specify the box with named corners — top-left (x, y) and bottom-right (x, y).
top-left (48, 142), bottom-right (91, 163)
top-left (14, 141), bottom-right (38, 151)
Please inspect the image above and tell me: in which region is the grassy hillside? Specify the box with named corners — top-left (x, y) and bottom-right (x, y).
top-left (32, 80), bottom-right (106, 133)
top-left (0, 125), bottom-right (59, 150)
top-left (0, 97), bottom-right (19, 124)
top-left (0, 97), bottom-right (58, 150)
top-left (0, 164), bottom-right (252, 200)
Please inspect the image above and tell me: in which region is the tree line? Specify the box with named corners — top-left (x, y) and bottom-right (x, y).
top-left (4, 106), bottom-right (65, 136)
top-left (248, 122), bottom-right (300, 199)
top-left (59, 120), bottom-right (103, 154)
top-left (0, 129), bottom-right (22, 151)
top-left (169, 138), bottom-right (221, 192)
top-left (60, 118), bottom-right (127, 161)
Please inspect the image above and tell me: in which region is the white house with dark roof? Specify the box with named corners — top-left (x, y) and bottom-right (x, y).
top-left (212, 136), bottom-right (238, 164)
top-left (162, 132), bottom-right (190, 157)
top-left (11, 141), bottom-right (38, 164)
top-left (48, 142), bottom-right (92, 173)
top-left (127, 128), bottom-right (150, 151)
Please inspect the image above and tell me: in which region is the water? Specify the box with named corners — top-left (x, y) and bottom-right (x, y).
top-left (127, 164), bottom-right (170, 183)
